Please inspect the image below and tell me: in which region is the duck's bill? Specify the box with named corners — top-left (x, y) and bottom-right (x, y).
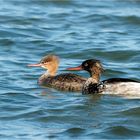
top-left (28, 63), bottom-right (42, 67)
top-left (66, 65), bottom-right (83, 71)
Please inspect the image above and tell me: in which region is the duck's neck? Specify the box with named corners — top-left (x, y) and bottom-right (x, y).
top-left (47, 62), bottom-right (59, 76)
top-left (90, 67), bottom-right (101, 83)
top-left (39, 66), bottom-right (58, 82)
top-left (47, 69), bottom-right (57, 76)
top-left (38, 70), bottom-right (56, 85)
top-left (82, 68), bottom-right (102, 94)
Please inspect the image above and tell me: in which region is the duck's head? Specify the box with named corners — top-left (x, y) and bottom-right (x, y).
top-left (67, 59), bottom-right (104, 76)
top-left (28, 54), bottom-right (59, 76)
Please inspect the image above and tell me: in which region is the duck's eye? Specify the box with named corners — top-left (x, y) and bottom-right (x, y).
top-left (84, 63), bottom-right (88, 67)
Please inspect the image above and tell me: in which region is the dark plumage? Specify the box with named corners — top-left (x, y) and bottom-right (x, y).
top-left (102, 78), bottom-right (139, 84)
top-left (67, 59), bottom-right (140, 95)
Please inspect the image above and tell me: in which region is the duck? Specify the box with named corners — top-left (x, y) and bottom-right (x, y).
top-left (67, 59), bottom-right (140, 95)
top-left (28, 54), bottom-right (87, 91)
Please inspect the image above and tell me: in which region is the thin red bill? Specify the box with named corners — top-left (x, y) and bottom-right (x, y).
top-left (66, 65), bottom-right (83, 71)
top-left (28, 63), bottom-right (42, 67)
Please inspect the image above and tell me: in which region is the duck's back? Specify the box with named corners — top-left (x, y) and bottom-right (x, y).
top-left (102, 78), bottom-right (139, 84)
top-left (39, 73), bottom-right (87, 91)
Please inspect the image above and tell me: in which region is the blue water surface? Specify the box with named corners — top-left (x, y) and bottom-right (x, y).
top-left (0, 0), bottom-right (140, 139)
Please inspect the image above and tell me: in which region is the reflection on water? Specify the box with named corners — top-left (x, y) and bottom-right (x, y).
top-left (0, 0), bottom-right (140, 139)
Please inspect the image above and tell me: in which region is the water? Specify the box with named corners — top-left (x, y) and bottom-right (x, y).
top-left (0, 0), bottom-right (140, 139)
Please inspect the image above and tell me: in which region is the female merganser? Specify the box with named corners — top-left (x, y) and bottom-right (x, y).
top-left (67, 59), bottom-right (140, 95)
top-left (28, 55), bottom-right (87, 91)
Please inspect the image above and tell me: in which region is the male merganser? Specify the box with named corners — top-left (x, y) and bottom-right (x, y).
top-left (67, 59), bottom-right (140, 95)
top-left (28, 55), bottom-right (87, 91)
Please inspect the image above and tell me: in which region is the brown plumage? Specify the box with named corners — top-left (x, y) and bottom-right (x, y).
top-left (40, 73), bottom-right (86, 91)
top-left (28, 54), bottom-right (86, 91)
